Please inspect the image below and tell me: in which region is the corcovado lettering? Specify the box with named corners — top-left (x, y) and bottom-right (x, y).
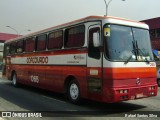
top-left (26, 56), bottom-right (48, 64)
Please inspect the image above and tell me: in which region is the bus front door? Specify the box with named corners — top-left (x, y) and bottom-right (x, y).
top-left (87, 24), bottom-right (102, 92)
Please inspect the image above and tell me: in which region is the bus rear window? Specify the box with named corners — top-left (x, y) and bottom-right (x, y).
top-left (4, 44), bottom-right (10, 56)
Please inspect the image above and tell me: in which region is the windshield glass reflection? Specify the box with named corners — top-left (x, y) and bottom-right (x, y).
top-left (104, 24), bottom-right (153, 62)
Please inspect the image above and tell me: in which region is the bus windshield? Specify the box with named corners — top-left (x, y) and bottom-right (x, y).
top-left (104, 24), bottom-right (154, 62)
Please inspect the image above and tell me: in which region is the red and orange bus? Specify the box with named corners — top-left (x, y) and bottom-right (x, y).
top-left (3, 16), bottom-right (158, 103)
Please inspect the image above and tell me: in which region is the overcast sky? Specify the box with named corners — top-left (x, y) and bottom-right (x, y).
top-left (0, 0), bottom-right (160, 35)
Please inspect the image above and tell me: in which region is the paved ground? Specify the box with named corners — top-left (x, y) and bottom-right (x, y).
top-left (0, 78), bottom-right (159, 120)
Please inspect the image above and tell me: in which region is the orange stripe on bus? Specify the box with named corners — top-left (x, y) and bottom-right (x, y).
top-left (103, 67), bottom-right (156, 79)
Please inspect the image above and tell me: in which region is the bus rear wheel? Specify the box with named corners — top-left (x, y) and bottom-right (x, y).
top-left (67, 79), bottom-right (81, 104)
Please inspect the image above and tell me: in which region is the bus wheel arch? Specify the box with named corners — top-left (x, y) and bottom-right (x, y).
top-left (64, 75), bottom-right (81, 104)
top-left (11, 70), bottom-right (18, 87)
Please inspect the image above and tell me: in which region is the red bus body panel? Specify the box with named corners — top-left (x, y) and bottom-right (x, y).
top-left (87, 67), bottom-right (157, 103)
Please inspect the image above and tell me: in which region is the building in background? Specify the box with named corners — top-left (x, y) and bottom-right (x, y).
top-left (0, 33), bottom-right (18, 42)
top-left (141, 17), bottom-right (160, 51)
top-left (0, 33), bottom-right (19, 71)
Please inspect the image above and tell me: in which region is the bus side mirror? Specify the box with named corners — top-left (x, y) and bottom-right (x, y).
top-left (93, 32), bottom-right (100, 47)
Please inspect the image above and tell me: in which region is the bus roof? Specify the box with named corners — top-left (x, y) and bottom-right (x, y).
top-left (5, 15), bottom-right (147, 43)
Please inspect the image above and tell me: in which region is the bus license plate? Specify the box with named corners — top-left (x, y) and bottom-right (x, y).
top-left (136, 93), bottom-right (143, 98)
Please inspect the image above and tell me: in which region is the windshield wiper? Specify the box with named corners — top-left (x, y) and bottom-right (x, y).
top-left (124, 55), bottom-right (133, 64)
top-left (124, 41), bottom-right (137, 64)
top-left (124, 40), bottom-right (150, 64)
top-left (123, 40), bottom-right (137, 65)
top-left (132, 40), bottom-right (138, 60)
top-left (135, 40), bottom-right (150, 64)
top-left (137, 48), bottom-right (150, 64)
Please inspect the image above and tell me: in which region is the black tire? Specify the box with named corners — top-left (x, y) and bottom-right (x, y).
top-left (12, 72), bottom-right (18, 87)
top-left (67, 79), bottom-right (81, 104)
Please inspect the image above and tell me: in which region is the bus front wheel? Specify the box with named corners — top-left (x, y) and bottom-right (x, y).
top-left (67, 79), bottom-right (81, 104)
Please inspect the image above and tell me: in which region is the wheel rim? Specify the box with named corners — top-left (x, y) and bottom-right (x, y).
top-left (70, 83), bottom-right (79, 100)
top-left (13, 74), bottom-right (16, 85)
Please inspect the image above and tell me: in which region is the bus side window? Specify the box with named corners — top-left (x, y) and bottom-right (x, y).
top-left (48, 30), bottom-right (63, 50)
top-left (64, 25), bottom-right (85, 48)
top-left (16, 40), bottom-right (24, 53)
top-left (10, 42), bottom-right (16, 55)
top-left (25, 37), bottom-right (35, 52)
top-left (88, 27), bottom-right (101, 59)
top-left (36, 34), bottom-right (47, 51)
